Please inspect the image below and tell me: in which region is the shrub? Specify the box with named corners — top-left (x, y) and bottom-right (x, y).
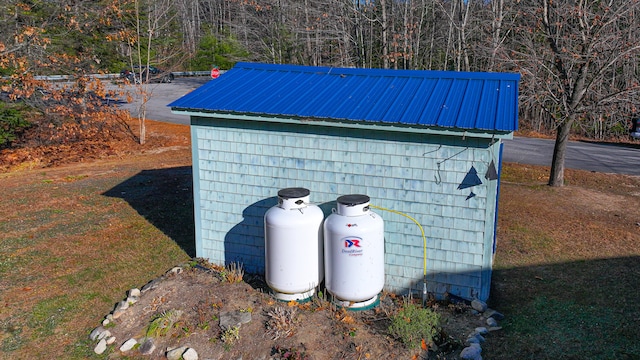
top-left (0, 104), bottom-right (31, 148)
top-left (388, 302), bottom-right (441, 349)
top-left (190, 32), bottom-right (249, 71)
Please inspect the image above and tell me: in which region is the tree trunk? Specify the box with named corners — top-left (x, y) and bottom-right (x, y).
top-left (548, 117), bottom-right (573, 186)
top-left (139, 116), bottom-right (146, 145)
top-left (381, 0), bottom-right (389, 69)
top-left (489, 0), bottom-right (504, 71)
top-left (304, 0), bottom-right (314, 66)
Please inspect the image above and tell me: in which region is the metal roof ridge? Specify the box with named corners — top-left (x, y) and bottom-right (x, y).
top-left (232, 62), bottom-right (521, 80)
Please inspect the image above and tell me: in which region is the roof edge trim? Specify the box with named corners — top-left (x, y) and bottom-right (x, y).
top-left (172, 109), bottom-right (514, 140)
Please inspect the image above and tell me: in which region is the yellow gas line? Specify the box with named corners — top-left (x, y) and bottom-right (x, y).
top-left (369, 205), bottom-right (427, 301)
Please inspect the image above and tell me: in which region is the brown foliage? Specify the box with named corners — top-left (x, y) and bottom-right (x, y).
top-left (0, 74), bottom-right (144, 171)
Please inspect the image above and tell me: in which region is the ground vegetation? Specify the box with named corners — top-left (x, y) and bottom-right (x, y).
top-left (0, 120), bottom-right (638, 359)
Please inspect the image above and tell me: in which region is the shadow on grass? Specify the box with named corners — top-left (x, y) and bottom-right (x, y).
top-left (485, 256), bottom-right (640, 360)
top-left (102, 166), bottom-right (195, 257)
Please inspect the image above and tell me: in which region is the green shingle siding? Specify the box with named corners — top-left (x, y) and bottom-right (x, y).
top-left (191, 117), bottom-right (501, 301)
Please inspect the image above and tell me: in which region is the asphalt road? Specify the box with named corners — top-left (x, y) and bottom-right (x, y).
top-left (502, 137), bottom-right (640, 176)
top-left (115, 77), bottom-right (640, 177)
top-left (113, 77), bottom-right (210, 126)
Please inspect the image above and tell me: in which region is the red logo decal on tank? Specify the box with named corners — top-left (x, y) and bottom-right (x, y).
top-left (346, 223), bottom-right (358, 227)
top-left (344, 239), bottom-right (361, 248)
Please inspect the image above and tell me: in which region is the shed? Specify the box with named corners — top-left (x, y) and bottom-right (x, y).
top-left (169, 62), bottom-right (520, 301)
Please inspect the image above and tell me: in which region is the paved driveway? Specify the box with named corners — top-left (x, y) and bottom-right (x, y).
top-left (112, 77), bottom-right (209, 125)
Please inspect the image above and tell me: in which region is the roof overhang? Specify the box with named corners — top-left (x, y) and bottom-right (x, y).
top-left (172, 109), bottom-right (514, 140)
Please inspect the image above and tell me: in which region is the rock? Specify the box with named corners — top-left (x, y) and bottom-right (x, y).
top-left (182, 347), bottom-right (199, 360)
top-left (89, 326), bottom-right (106, 341)
top-left (94, 339), bottom-right (107, 354)
top-left (471, 299), bottom-right (487, 313)
top-left (475, 327), bottom-right (488, 335)
top-left (126, 295), bottom-right (139, 305)
top-left (102, 313), bottom-right (114, 327)
top-left (488, 326), bottom-right (503, 332)
top-left (460, 343), bottom-right (482, 360)
top-left (106, 336), bottom-right (116, 345)
top-left (97, 329), bottom-right (111, 340)
top-left (466, 336), bottom-right (481, 345)
top-left (486, 317), bottom-right (498, 327)
top-left (219, 311), bottom-right (252, 331)
top-left (484, 308), bottom-right (504, 320)
top-left (141, 279), bottom-right (160, 293)
top-left (168, 266), bottom-right (183, 275)
top-left (129, 288), bottom-right (141, 297)
top-left (166, 346), bottom-right (189, 360)
top-left (112, 308), bottom-right (125, 319)
top-left (139, 338), bottom-right (156, 355)
top-left (466, 333), bottom-right (485, 345)
top-left (115, 299), bottom-right (129, 311)
top-left (120, 338), bottom-right (138, 352)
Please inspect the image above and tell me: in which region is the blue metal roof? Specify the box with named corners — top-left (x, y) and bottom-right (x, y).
top-left (169, 62), bottom-right (520, 132)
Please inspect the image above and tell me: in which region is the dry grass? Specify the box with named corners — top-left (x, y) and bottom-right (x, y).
top-left (224, 262), bottom-right (245, 284)
top-left (0, 121), bottom-right (192, 359)
top-left (265, 306), bottom-right (298, 340)
top-left (1, 122), bottom-right (639, 358)
top-left (487, 163), bottom-right (640, 359)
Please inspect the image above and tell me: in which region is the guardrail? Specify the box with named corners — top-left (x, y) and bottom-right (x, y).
top-left (173, 71), bottom-right (214, 77)
top-left (31, 70), bottom-right (218, 82)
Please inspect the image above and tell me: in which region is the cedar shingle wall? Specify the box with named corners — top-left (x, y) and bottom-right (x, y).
top-left (191, 117), bottom-right (501, 301)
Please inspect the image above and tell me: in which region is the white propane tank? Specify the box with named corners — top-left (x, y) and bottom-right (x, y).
top-left (324, 194), bottom-right (384, 309)
top-left (264, 187), bottom-right (324, 302)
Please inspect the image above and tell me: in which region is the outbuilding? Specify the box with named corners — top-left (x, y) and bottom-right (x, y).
top-left (169, 62), bottom-right (519, 301)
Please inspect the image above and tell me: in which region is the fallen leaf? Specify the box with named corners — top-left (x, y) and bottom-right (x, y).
top-left (341, 315), bottom-right (355, 324)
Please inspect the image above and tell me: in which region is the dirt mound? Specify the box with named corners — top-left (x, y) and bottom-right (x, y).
top-left (101, 260), bottom-right (488, 359)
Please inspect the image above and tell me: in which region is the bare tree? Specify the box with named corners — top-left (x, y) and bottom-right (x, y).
top-left (115, 0), bottom-right (178, 145)
top-left (177, 0), bottom-right (202, 54)
top-left (511, 0), bottom-right (640, 186)
top-left (483, 0), bottom-right (516, 72)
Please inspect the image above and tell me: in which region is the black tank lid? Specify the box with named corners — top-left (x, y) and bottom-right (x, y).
top-left (337, 194), bottom-right (370, 206)
top-left (277, 187), bottom-right (310, 199)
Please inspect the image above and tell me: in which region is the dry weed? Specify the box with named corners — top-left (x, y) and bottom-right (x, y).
top-left (224, 262), bottom-right (244, 283)
top-left (265, 306), bottom-right (298, 340)
top-left (146, 309), bottom-right (183, 337)
top-left (221, 326), bottom-right (240, 345)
